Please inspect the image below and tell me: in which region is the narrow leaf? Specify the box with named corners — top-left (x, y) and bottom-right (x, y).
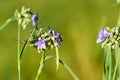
top-left (107, 45), bottom-right (112, 80)
top-left (45, 55), bottom-right (79, 80)
top-left (113, 47), bottom-right (120, 80)
top-left (20, 40), bottom-right (27, 59)
top-left (104, 44), bottom-right (112, 80)
top-left (0, 16), bottom-right (15, 30)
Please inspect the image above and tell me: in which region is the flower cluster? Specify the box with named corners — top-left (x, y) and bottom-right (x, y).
top-left (0, 6), bottom-right (80, 80)
top-left (25, 9), bottom-right (63, 53)
top-left (30, 27), bottom-right (63, 53)
top-left (96, 27), bottom-right (120, 49)
top-left (14, 6), bottom-right (33, 29)
top-left (14, 6), bottom-right (63, 53)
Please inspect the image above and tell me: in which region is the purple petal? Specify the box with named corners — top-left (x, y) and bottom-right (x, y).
top-left (96, 28), bottom-right (112, 43)
top-left (32, 12), bottom-right (39, 26)
top-left (102, 28), bottom-right (111, 38)
top-left (51, 30), bottom-right (60, 38)
top-left (96, 38), bottom-right (104, 43)
top-left (56, 38), bottom-right (61, 47)
top-left (51, 30), bottom-right (62, 47)
top-left (41, 44), bottom-right (46, 49)
top-left (35, 39), bottom-right (46, 49)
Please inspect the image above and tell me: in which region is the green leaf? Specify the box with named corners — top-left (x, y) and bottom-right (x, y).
top-left (0, 16), bottom-right (15, 30)
top-left (45, 55), bottom-right (79, 80)
top-left (107, 45), bottom-right (112, 80)
top-left (115, 47), bottom-right (120, 76)
top-left (113, 47), bottom-right (120, 80)
top-left (104, 44), bottom-right (112, 80)
top-left (20, 40), bottom-right (27, 59)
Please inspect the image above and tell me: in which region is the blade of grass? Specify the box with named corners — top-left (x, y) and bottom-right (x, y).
top-left (104, 47), bottom-right (107, 79)
top-left (113, 47), bottom-right (120, 80)
top-left (104, 46), bottom-right (109, 79)
top-left (105, 45), bottom-right (112, 80)
top-left (0, 16), bottom-right (15, 30)
top-left (108, 45), bottom-right (112, 80)
top-left (45, 55), bottom-right (79, 80)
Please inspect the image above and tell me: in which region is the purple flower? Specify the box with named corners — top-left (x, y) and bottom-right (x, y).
top-left (32, 12), bottom-right (38, 26)
top-left (35, 39), bottom-right (46, 49)
top-left (51, 30), bottom-right (63, 47)
top-left (96, 28), bottom-right (112, 43)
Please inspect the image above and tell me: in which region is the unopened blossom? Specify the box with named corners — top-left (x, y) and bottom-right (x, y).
top-left (14, 6), bottom-right (32, 29)
top-left (32, 12), bottom-right (38, 26)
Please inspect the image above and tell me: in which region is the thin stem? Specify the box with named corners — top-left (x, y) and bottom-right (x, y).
top-left (20, 28), bottom-right (36, 60)
top-left (112, 48), bottom-right (120, 80)
top-left (55, 46), bottom-right (59, 70)
top-left (0, 16), bottom-right (15, 30)
top-left (18, 24), bottom-right (21, 80)
top-left (35, 52), bottom-right (45, 80)
top-left (60, 59), bottom-right (79, 80)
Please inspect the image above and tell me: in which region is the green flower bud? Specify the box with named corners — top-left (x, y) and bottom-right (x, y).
top-left (14, 6), bottom-right (33, 29)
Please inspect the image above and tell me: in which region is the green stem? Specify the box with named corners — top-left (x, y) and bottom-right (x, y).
top-left (45, 56), bottom-right (79, 80)
top-left (20, 28), bottom-right (36, 60)
top-left (55, 46), bottom-right (59, 70)
top-left (112, 48), bottom-right (120, 80)
top-left (35, 52), bottom-right (45, 80)
top-left (0, 16), bottom-right (15, 30)
top-left (18, 24), bottom-right (21, 80)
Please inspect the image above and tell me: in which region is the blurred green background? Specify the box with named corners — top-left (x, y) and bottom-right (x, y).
top-left (0, 0), bottom-right (119, 80)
